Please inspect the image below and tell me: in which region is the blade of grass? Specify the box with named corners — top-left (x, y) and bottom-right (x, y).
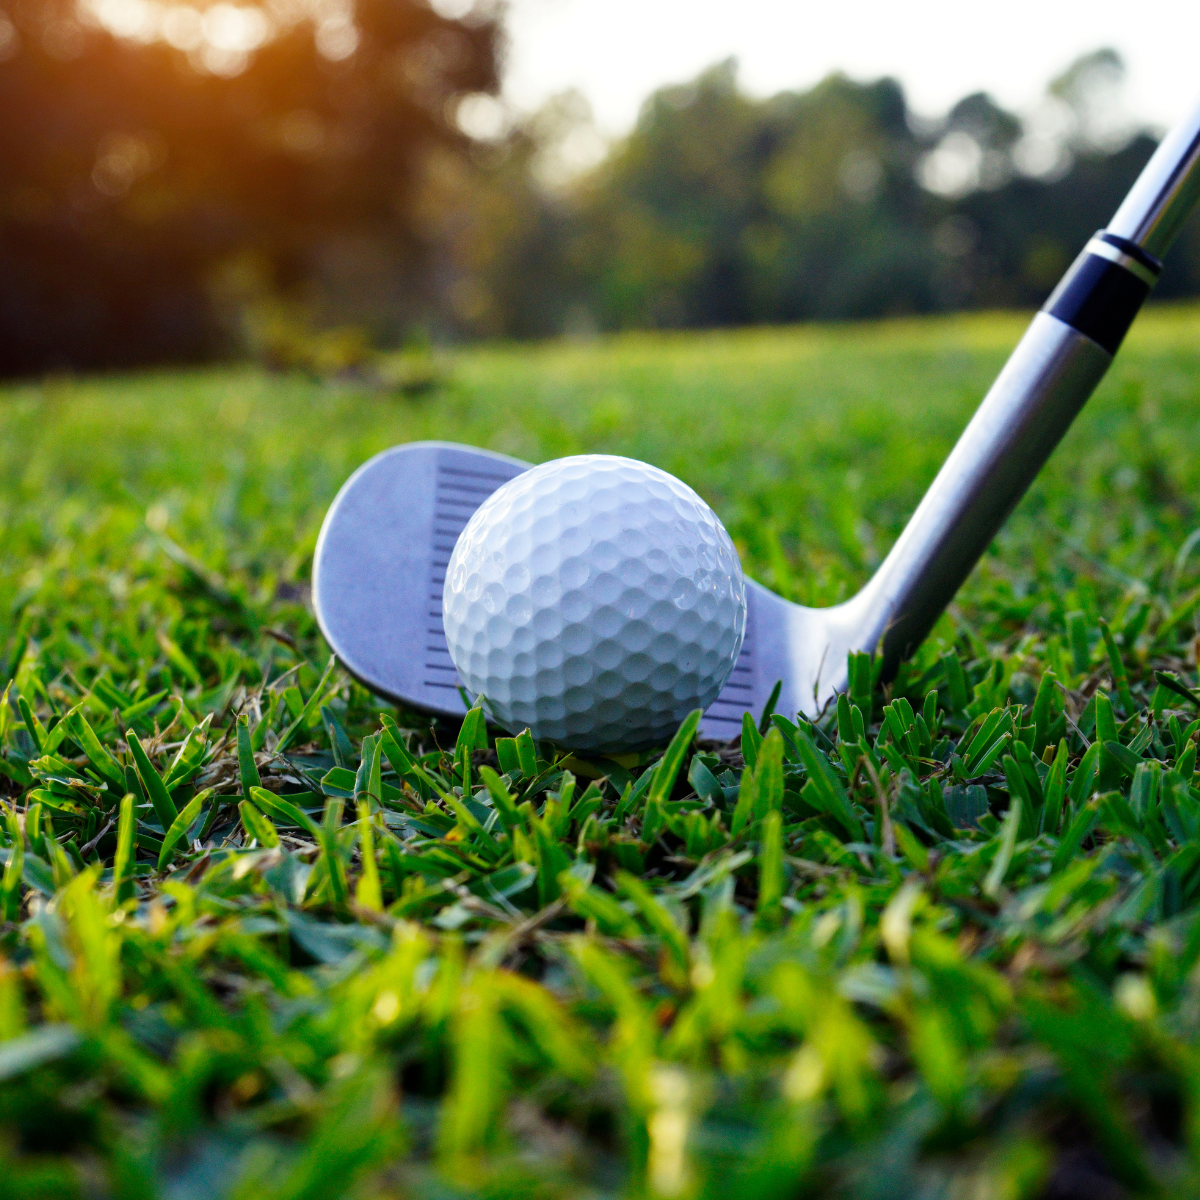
top-left (984, 798), bottom-right (1021, 898)
top-left (111, 793), bottom-right (136, 904)
top-left (239, 800), bottom-right (280, 848)
top-left (355, 801), bottom-right (383, 911)
top-left (276, 656), bottom-right (338, 753)
top-left (648, 710), bottom-right (701, 808)
top-left (237, 713), bottom-right (261, 796)
top-left (67, 712), bottom-right (125, 790)
top-left (157, 788), bottom-right (212, 870)
top-left (126, 731), bottom-right (178, 828)
top-left (249, 786), bottom-right (319, 838)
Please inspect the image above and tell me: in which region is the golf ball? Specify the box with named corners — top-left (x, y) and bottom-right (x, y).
top-left (442, 454), bottom-right (746, 752)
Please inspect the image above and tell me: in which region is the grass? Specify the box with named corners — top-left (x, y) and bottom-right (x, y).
top-left (4, 305), bottom-right (1200, 1197)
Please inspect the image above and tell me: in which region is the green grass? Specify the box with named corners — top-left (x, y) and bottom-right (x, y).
top-left (4, 305), bottom-right (1200, 1197)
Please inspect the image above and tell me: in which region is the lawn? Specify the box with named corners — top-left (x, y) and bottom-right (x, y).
top-left (3, 305), bottom-right (1200, 1197)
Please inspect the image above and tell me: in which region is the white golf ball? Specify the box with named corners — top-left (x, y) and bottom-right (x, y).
top-left (442, 454), bottom-right (746, 752)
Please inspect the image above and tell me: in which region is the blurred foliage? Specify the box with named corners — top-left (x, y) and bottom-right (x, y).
top-left (451, 51), bottom-right (1200, 338)
top-left (0, 0), bottom-right (498, 374)
top-left (5, 22), bottom-right (1200, 370)
top-left (243, 298), bottom-right (448, 394)
top-left (2, 308), bottom-right (1200, 1192)
top-left (7, 21), bottom-right (1200, 372)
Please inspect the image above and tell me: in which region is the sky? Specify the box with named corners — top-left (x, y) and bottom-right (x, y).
top-left (499, 0), bottom-right (1200, 137)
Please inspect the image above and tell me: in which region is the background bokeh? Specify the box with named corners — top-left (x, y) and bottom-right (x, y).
top-left (2, 0), bottom-right (1199, 374)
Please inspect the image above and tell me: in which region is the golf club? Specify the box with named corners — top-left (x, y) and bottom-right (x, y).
top-left (313, 92), bottom-right (1200, 738)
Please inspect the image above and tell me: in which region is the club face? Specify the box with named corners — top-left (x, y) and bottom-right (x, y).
top-left (312, 441), bottom-right (773, 741)
top-left (312, 442), bottom-right (528, 715)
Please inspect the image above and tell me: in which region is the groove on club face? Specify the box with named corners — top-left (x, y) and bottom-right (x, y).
top-left (423, 457), bottom-right (528, 699)
top-left (312, 441), bottom-right (761, 740)
top-left (312, 443), bottom-right (524, 716)
top-left (703, 594), bottom-right (756, 738)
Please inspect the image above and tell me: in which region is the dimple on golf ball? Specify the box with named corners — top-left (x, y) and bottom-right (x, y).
top-left (442, 454), bottom-right (746, 752)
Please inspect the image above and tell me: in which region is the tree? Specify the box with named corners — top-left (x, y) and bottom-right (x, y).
top-left (563, 62), bottom-right (941, 330)
top-left (0, 0), bottom-right (499, 373)
top-left (451, 50), bottom-right (1199, 338)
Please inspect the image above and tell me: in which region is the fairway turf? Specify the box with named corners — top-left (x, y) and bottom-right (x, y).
top-left (3, 307), bottom-right (1200, 1195)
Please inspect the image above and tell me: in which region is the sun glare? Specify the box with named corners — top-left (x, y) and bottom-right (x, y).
top-left (81, 0), bottom-right (357, 73)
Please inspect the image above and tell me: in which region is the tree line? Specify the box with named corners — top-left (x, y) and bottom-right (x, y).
top-left (0, 8), bottom-right (1194, 375)
top-left (451, 50), bottom-right (1200, 339)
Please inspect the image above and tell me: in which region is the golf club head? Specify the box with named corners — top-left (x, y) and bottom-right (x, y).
top-left (312, 96), bottom-right (1200, 742)
top-left (314, 91), bottom-right (1200, 743)
top-left (312, 441), bottom-right (801, 740)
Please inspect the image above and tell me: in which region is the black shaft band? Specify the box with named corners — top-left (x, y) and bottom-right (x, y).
top-left (1097, 232), bottom-right (1164, 275)
top-left (1042, 231), bottom-right (1159, 355)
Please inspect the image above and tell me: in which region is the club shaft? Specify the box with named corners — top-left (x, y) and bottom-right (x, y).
top-left (1109, 98), bottom-right (1200, 260)
top-left (865, 314), bottom-right (1109, 668)
top-left (864, 94), bottom-right (1200, 675)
